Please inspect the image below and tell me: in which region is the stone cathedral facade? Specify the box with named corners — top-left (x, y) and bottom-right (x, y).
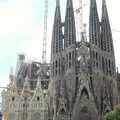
top-left (2, 0), bottom-right (119, 120)
top-left (50, 0), bottom-right (118, 120)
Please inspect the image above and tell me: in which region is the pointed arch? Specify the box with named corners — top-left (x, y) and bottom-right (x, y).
top-left (72, 86), bottom-right (98, 120)
top-left (57, 107), bottom-right (68, 120)
top-left (59, 108), bottom-right (66, 114)
top-left (78, 85), bottom-right (90, 102)
top-left (80, 87), bottom-right (89, 100)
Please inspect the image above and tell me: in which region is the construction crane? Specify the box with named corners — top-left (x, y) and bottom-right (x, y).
top-left (75, 0), bottom-right (83, 33)
top-left (42, 0), bottom-right (48, 64)
top-left (41, 0), bottom-right (50, 89)
top-left (75, 0), bottom-right (90, 61)
top-left (75, 0), bottom-right (87, 42)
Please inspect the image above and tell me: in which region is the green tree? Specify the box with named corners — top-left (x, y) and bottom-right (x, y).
top-left (104, 105), bottom-right (120, 120)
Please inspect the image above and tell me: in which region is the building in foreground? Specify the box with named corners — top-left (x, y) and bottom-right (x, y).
top-left (2, 55), bottom-right (50, 120)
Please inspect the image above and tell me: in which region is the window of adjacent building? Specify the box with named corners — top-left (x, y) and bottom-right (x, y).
top-left (12, 97), bottom-right (15, 101)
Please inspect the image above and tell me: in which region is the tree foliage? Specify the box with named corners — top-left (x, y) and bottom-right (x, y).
top-left (104, 104), bottom-right (120, 120)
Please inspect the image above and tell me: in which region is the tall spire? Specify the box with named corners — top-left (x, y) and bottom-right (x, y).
top-left (89, 0), bottom-right (101, 48)
top-left (101, 0), bottom-right (114, 54)
top-left (12, 77), bottom-right (17, 91)
top-left (15, 54), bottom-right (25, 75)
top-left (66, 0), bottom-right (72, 7)
top-left (10, 76), bottom-right (17, 97)
top-left (64, 0), bottom-right (76, 48)
top-left (36, 68), bottom-right (42, 90)
top-left (9, 67), bottom-right (14, 81)
top-left (51, 0), bottom-right (62, 57)
top-left (21, 74), bottom-right (31, 98)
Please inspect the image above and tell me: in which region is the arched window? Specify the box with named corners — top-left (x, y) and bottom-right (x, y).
top-left (108, 59), bottom-right (111, 75)
top-left (37, 96), bottom-right (39, 101)
top-left (60, 108), bottom-right (66, 115)
top-left (12, 97), bottom-right (15, 101)
top-left (56, 60), bottom-right (58, 75)
top-left (66, 55), bottom-right (68, 69)
top-left (59, 59), bottom-right (61, 74)
top-left (106, 59), bottom-right (108, 74)
top-left (69, 52), bottom-right (72, 68)
top-left (72, 51), bottom-right (74, 65)
top-left (102, 57), bottom-right (105, 73)
top-left (53, 62), bottom-right (54, 76)
top-left (96, 52), bottom-right (98, 67)
top-left (92, 51), bottom-right (95, 67)
top-left (56, 60), bottom-right (58, 68)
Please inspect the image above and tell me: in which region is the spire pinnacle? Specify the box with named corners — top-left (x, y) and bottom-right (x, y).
top-left (21, 74), bottom-right (31, 98)
top-left (102, 0), bottom-right (106, 6)
top-left (90, 0), bottom-right (97, 8)
top-left (24, 74), bottom-right (30, 89)
top-left (36, 76), bottom-right (42, 89)
top-left (102, 0), bottom-right (108, 17)
top-left (9, 67), bottom-right (14, 81)
top-left (10, 67), bottom-right (13, 76)
top-left (36, 68), bottom-right (42, 89)
top-left (66, 0), bottom-right (73, 8)
top-left (12, 77), bottom-right (17, 90)
top-left (11, 76), bottom-right (17, 96)
top-left (56, 0), bottom-right (60, 6)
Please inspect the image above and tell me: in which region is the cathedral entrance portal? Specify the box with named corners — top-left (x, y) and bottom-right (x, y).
top-left (72, 88), bottom-right (98, 120)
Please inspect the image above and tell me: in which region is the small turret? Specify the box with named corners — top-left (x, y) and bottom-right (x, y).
top-left (36, 69), bottom-right (42, 90)
top-left (9, 67), bottom-right (14, 82)
top-left (10, 76), bottom-right (17, 98)
top-left (22, 74), bottom-right (31, 99)
top-left (23, 75), bottom-right (30, 90)
top-left (16, 54), bottom-right (25, 75)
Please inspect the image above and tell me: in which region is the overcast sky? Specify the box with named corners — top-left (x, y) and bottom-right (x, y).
top-left (0, 0), bottom-right (119, 87)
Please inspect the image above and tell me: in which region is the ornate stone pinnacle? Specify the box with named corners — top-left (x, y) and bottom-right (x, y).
top-left (56, 0), bottom-right (60, 6)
